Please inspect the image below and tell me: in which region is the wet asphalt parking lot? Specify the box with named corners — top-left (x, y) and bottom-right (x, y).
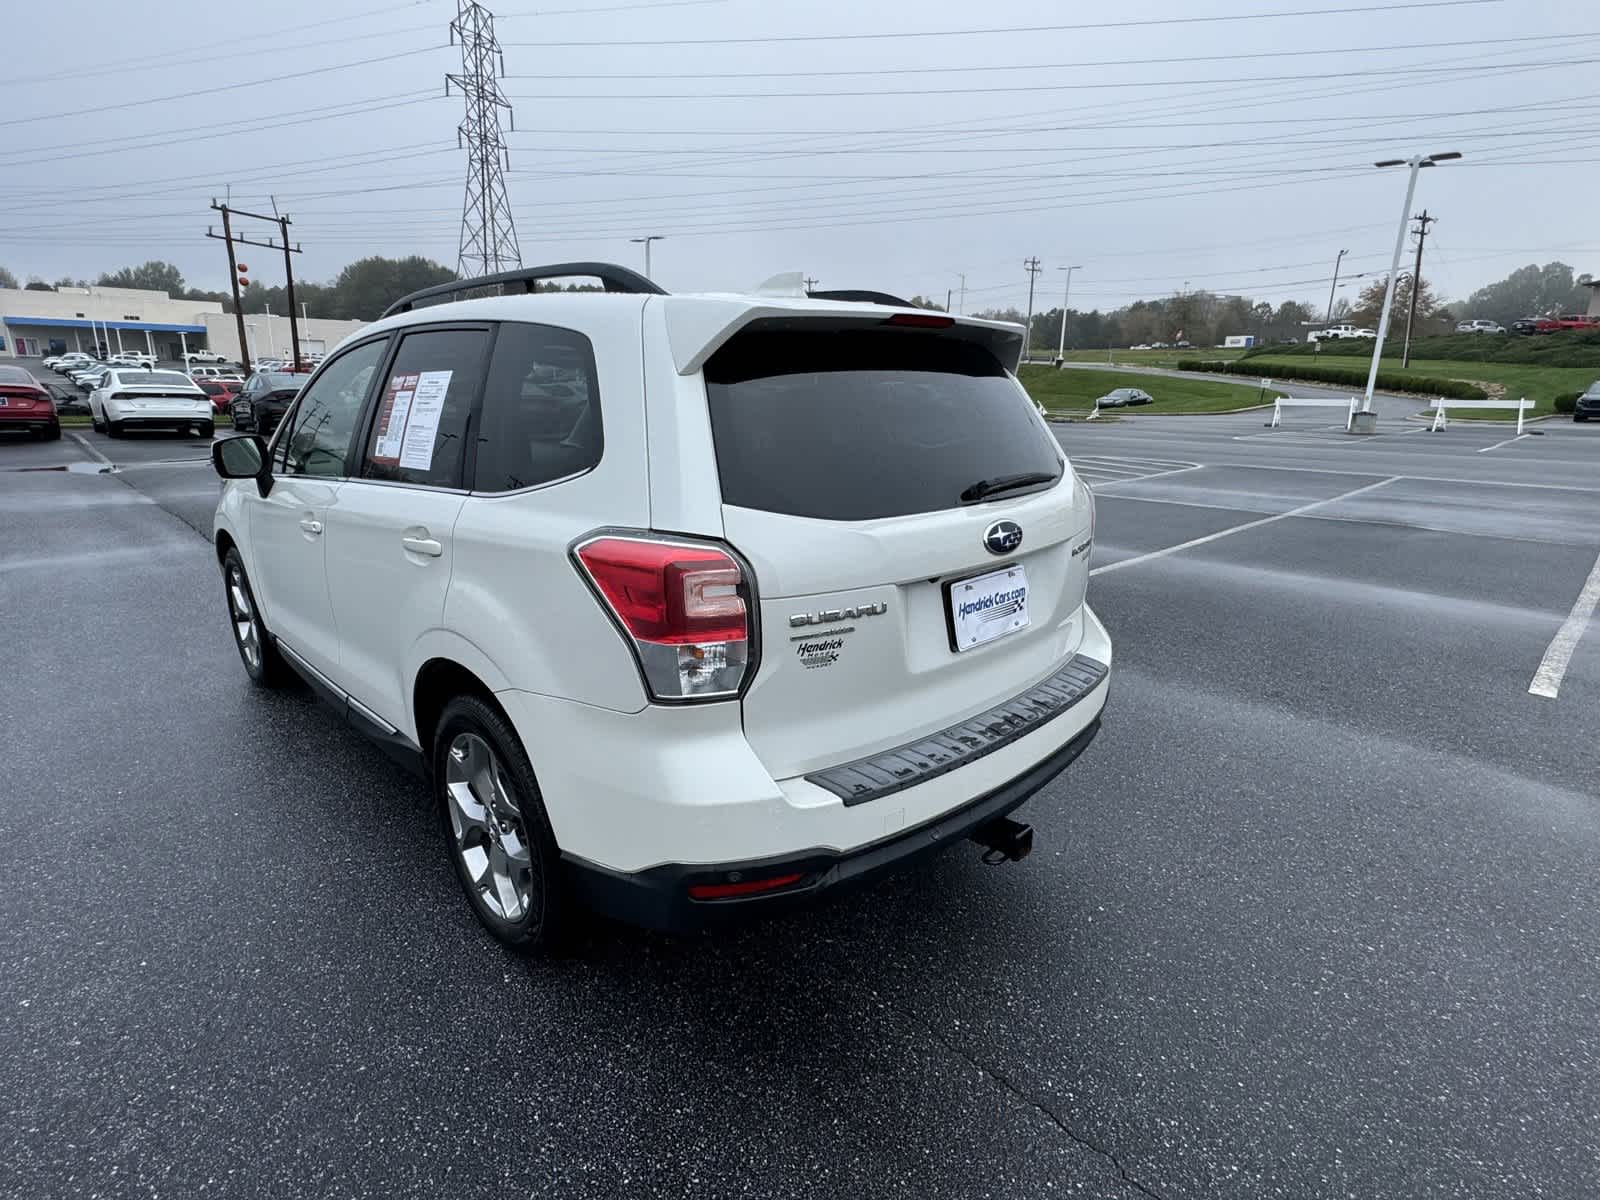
top-left (3, 382), bottom-right (1598, 1199)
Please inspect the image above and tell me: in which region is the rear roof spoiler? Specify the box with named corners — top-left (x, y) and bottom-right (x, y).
top-left (663, 298), bottom-right (1025, 376)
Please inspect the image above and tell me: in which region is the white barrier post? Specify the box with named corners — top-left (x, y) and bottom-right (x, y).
top-left (1430, 397), bottom-right (1534, 430)
top-left (1268, 395), bottom-right (1360, 430)
top-left (1086, 394), bottom-right (1100, 420)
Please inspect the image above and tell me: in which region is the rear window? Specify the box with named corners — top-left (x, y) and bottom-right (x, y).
top-left (703, 329), bottom-right (1061, 521)
top-left (118, 371), bottom-right (194, 388)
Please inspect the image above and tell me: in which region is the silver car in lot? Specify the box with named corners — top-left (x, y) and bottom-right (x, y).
top-left (1095, 387), bottom-right (1154, 408)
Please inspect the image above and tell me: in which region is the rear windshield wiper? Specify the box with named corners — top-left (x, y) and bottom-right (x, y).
top-left (960, 471), bottom-right (1057, 504)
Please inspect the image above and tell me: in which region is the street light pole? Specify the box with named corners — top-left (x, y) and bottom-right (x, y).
top-left (629, 235), bottom-right (664, 280)
top-left (1326, 248), bottom-right (1349, 324)
top-left (1056, 265), bottom-right (1082, 364)
top-left (1361, 152), bottom-right (1460, 414)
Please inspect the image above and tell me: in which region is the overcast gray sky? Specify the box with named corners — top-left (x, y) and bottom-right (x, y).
top-left (3, 0), bottom-right (1589, 314)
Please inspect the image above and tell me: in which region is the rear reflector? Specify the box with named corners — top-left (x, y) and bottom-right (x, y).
top-left (575, 535), bottom-right (752, 701)
top-left (885, 312), bottom-right (955, 329)
top-left (687, 873), bottom-right (804, 901)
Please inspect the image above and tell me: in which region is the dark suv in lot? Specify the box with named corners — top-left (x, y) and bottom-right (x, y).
top-left (1575, 382), bottom-right (1600, 423)
top-left (229, 370), bottom-right (310, 435)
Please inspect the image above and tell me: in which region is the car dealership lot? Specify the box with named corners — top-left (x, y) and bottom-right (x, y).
top-left (2, 414), bottom-right (1597, 1199)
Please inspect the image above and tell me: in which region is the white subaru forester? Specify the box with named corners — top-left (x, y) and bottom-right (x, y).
top-left (211, 264), bottom-right (1111, 948)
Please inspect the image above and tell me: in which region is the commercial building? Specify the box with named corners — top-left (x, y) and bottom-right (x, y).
top-left (0, 284), bottom-right (222, 361)
top-left (200, 311), bottom-right (367, 365)
top-left (0, 283), bottom-right (368, 365)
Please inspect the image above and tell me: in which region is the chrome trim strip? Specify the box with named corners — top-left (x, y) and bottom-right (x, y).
top-left (346, 695), bottom-right (400, 736)
top-left (275, 640), bottom-right (341, 695)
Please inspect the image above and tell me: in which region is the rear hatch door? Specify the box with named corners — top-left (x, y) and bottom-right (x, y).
top-left (705, 321), bottom-right (1092, 781)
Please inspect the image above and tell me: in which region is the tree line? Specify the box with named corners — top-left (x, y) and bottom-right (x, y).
top-left (1, 257), bottom-right (1591, 347)
top-left (957, 261), bottom-right (1596, 351)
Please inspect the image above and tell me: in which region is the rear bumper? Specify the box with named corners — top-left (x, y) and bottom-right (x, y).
top-left (0, 415), bottom-right (58, 432)
top-left (109, 416), bottom-right (212, 428)
top-left (565, 714), bottom-right (1101, 932)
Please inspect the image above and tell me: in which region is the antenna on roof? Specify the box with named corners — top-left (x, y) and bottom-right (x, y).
top-left (754, 272), bottom-right (809, 298)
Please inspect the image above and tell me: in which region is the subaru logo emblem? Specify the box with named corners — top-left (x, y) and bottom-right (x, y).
top-left (983, 520), bottom-right (1023, 556)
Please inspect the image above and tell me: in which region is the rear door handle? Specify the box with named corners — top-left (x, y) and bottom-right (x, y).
top-left (402, 535), bottom-right (443, 558)
top-left (299, 517), bottom-right (323, 535)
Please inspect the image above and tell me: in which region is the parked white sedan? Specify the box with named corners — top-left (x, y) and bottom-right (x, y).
top-left (90, 368), bottom-right (213, 438)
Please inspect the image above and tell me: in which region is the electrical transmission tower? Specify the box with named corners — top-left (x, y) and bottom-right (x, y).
top-left (448, 0), bottom-right (521, 278)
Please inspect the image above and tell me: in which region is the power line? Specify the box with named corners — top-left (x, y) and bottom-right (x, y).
top-left (502, 57), bottom-right (1595, 99)
top-left (503, 1), bottom-right (1503, 47)
top-left (513, 32), bottom-right (1586, 80)
top-left (0, 44), bottom-right (445, 129)
top-left (7, 6), bottom-right (438, 87)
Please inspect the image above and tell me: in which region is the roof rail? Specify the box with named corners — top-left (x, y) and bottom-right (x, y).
top-left (382, 262), bottom-right (667, 318)
top-left (806, 288), bottom-right (917, 308)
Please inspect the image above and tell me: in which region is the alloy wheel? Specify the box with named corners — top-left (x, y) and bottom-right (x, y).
top-left (227, 565), bottom-right (261, 671)
top-left (445, 732), bottom-right (536, 923)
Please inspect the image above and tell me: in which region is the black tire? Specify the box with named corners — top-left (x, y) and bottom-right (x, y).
top-left (433, 694), bottom-right (570, 952)
top-left (221, 548), bottom-right (287, 688)
top-left (195, 422), bottom-right (215, 438)
top-left (105, 417), bottom-right (121, 438)
top-left (42, 423), bottom-right (60, 442)
top-left (91, 408), bottom-right (105, 434)
top-left (1576, 414), bottom-right (1588, 423)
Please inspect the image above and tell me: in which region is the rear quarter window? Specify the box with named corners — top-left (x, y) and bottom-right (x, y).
top-left (703, 328), bottom-right (1061, 521)
top-left (472, 322), bottom-right (602, 493)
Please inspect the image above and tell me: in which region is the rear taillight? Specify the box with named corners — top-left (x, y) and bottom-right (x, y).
top-left (575, 535), bottom-right (753, 702)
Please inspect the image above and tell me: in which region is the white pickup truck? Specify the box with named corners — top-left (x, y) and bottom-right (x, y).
top-left (1308, 325), bottom-right (1376, 342)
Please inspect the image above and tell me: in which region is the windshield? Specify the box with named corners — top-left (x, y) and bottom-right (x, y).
top-left (260, 372), bottom-right (307, 388)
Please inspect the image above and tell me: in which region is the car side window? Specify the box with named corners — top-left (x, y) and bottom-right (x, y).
top-left (360, 328), bottom-right (487, 489)
top-left (275, 339), bottom-right (387, 478)
top-left (472, 321), bottom-right (603, 493)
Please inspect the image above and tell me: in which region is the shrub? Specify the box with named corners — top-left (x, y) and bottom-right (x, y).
top-left (1176, 358), bottom-right (1486, 399)
top-left (1553, 391), bottom-right (1581, 414)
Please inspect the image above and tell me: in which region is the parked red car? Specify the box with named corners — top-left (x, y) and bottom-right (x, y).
top-left (0, 369), bottom-right (61, 440)
top-left (197, 379), bottom-right (242, 413)
top-left (1554, 314), bottom-right (1600, 331)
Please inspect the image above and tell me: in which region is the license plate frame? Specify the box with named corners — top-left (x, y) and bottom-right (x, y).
top-left (944, 563), bottom-right (1030, 653)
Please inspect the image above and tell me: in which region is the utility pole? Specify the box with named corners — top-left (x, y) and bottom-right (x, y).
top-left (803, 276), bottom-right (819, 293)
top-left (1022, 257), bottom-right (1042, 364)
top-left (1056, 264), bottom-right (1082, 364)
top-left (1402, 209), bottom-right (1435, 369)
top-left (449, 0), bottom-right (521, 277)
top-left (1362, 151), bottom-right (1460, 415)
top-left (945, 288), bottom-right (952, 312)
top-left (211, 203), bottom-right (252, 374)
top-left (1326, 248), bottom-right (1349, 324)
top-left (958, 272), bottom-right (966, 315)
top-left (208, 201), bottom-right (304, 372)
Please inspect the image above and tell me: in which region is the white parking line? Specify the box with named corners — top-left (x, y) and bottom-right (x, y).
top-left (1528, 549), bottom-right (1600, 699)
top-left (1477, 434), bottom-right (1531, 453)
top-left (68, 432), bottom-right (113, 467)
top-left (1090, 477), bottom-right (1399, 577)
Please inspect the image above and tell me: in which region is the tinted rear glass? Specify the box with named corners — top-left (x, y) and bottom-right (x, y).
top-left (703, 329), bottom-right (1061, 521)
top-left (118, 371), bottom-right (194, 388)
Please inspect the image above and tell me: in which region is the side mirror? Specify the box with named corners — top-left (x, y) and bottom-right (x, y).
top-left (212, 434), bottom-right (272, 496)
